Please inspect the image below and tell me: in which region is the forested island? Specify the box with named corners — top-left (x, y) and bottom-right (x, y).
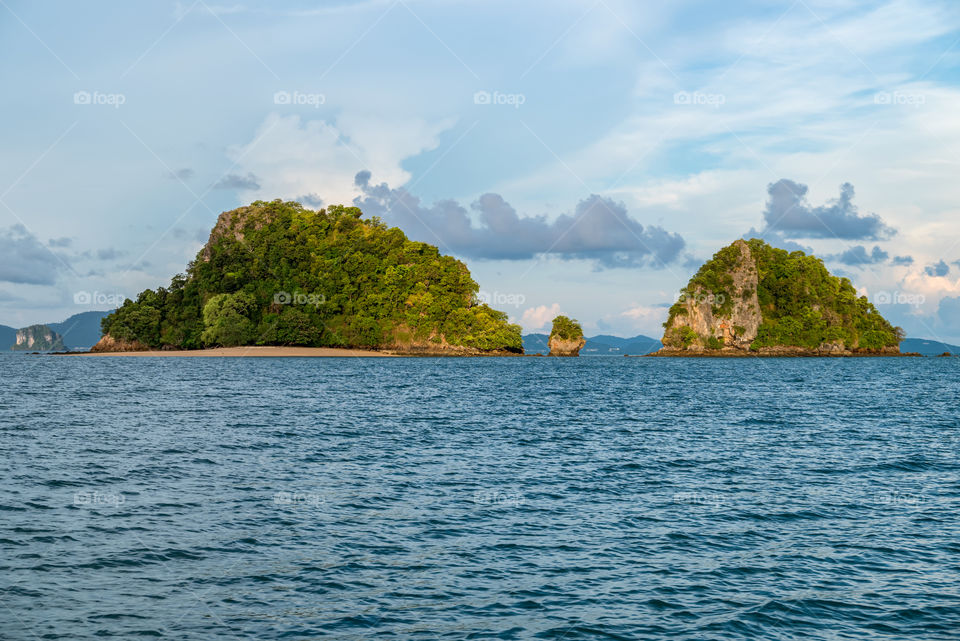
top-left (653, 239), bottom-right (909, 356)
top-left (94, 200), bottom-right (523, 355)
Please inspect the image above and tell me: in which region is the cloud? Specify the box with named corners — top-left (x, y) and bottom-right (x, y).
top-left (938, 296), bottom-right (960, 327)
top-left (353, 173), bottom-right (685, 268)
top-left (925, 260), bottom-right (950, 277)
top-left (224, 113), bottom-right (454, 207)
top-left (48, 237), bottom-right (72, 248)
top-left (213, 172), bottom-right (260, 190)
top-left (521, 303), bottom-right (561, 331)
top-left (831, 245), bottom-right (889, 267)
top-left (165, 168), bottom-right (194, 181)
top-left (761, 179), bottom-right (896, 240)
top-left (96, 248), bottom-right (128, 260)
top-left (892, 255), bottom-right (914, 266)
top-left (0, 225), bottom-right (67, 285)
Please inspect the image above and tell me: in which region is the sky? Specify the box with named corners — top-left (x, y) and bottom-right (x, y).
top-left (2, 0), bottom-right (960, 342)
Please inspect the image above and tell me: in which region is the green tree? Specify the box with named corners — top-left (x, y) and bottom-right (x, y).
top-left (201, 292), bottom-right (257, 347)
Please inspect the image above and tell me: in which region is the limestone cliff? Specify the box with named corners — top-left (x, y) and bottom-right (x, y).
top-left (12, 325), bottom-right (65, 351)
top-left (662, 239), bottom-right (761, 351)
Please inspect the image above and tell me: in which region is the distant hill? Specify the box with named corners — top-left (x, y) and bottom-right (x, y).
top-left (900, 338), bottom-right (960, 356)
top-left (0, 325), bottom-right (15, 350)
top-left (523, 333), bottom-right (662, 356)
top-left (48, 311), bottom-right (111, 349)
top-left (522, 333), bottom-right (550, 354)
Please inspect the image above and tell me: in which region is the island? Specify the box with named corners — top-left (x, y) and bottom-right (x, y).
top-left (548, 315), bottom-right (585, 357)
top-left (12, 324), bottom-right (65, 352)
top-left (650, 239), bottom-right (912, 357)
top-left (92, 200), bottom-right (523, 356)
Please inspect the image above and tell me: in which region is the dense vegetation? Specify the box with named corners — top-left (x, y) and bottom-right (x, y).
top-left (549, 315), bottom-right (584, 341)
top-left (102, 200), bottom-right (523, 352)
top-left (664, 238), bottom-right (903, 350)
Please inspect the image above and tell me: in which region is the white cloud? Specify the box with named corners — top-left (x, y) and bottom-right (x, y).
top-left (225, 113), bottom-right (455, 208)
top-left (520, 303), bottom-right (561, 331)
top-left (597, 303), bottom-right (669, 338)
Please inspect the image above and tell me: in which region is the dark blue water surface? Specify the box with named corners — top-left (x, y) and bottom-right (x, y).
top-left (2, 353), bottom-right (960, 640)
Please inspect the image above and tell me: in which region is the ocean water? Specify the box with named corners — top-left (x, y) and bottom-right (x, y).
top-left (1, 353), bottom-right (959, 640)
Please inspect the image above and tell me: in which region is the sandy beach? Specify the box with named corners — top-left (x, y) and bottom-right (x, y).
top-left (76, 346), bottom-right (397, 358)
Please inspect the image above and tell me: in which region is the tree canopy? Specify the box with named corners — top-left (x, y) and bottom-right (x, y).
top-left (549, 315), bottom-right (584, 341)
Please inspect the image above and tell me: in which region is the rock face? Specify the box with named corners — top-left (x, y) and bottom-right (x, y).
top-left (12, 325), bottom-right (65, 351)
top-left (90, 334), bottom-right (150, 353)
top-left (548, 335), bottom-right (586, 357)
top-left (663, 239), bottom-right (761, 351)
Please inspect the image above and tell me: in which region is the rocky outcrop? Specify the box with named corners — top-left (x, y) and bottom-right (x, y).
top-left (662, 239), bottom-right (761, 351)
top-left (548, 335), bottom-right (586, 357)
top-left (11, 325), bottom-right (65, 351)
top-left (200, 205), bottom-right (269, 261)
top-left (89, 334), bottom-right (150, 353)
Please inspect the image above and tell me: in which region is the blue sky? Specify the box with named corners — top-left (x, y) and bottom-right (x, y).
top-left (2, 0), bottom-right (960, 341)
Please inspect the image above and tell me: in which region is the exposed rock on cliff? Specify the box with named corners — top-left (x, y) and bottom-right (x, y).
top-left (663, 239), bottom-right (760, 351)
top-left (12, 325), bottom-right (65, 351)
top-left (90, 334), bottom-right (150, 353)
top-left (656, 238), bottom-right (904, 356)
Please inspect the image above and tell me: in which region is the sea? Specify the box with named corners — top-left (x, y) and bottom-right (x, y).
top-left (1, 353), bottom-right (959, 640)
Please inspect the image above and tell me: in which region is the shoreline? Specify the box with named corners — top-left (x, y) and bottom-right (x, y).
top-left (71, 346), bottom-right (399, 358)
top-left (641, 349), bottom-right (923, 358)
